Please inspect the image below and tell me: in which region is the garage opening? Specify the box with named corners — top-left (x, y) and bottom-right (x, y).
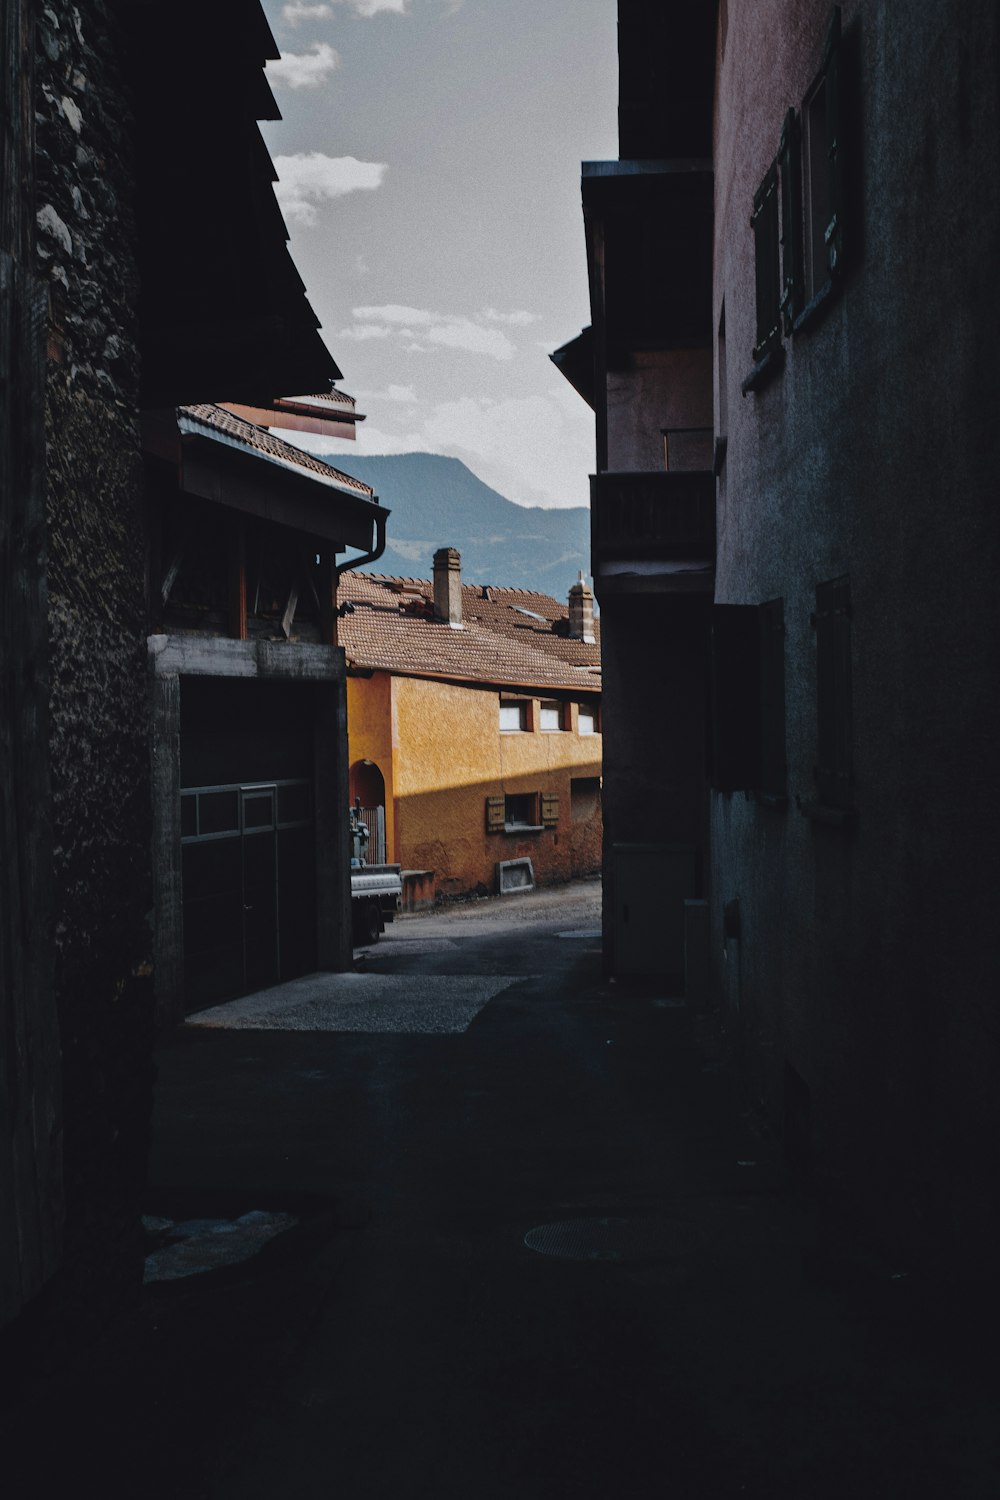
top-left (180, 679), bottom-right (318, 1011)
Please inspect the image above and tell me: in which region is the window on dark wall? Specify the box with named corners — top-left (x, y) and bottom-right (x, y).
top-left (801, 7), bottom-right (845, 314)
top-left (778, 108), bottom-right (803, 333)
top-left (812, 576), bottom-right (853, 810)
top-left (709, 605), bottom-right (762, 793)
top-left (759, 598), bottom-right (787, 798)
top-left (750, 162), bottom-right (781, 364)
top-left (710, 600), bottom-right (787, 800)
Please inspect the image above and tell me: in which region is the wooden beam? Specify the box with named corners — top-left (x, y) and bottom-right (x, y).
top-left (281, 581), bottom-right (299, 640)
top-left (228, 524), bottom-right (248, 640)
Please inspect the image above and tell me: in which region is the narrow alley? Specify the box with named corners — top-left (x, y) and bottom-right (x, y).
top-left (7, 882), bottom-right (996, 1498)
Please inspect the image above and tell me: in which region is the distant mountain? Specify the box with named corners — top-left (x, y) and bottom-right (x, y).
top-left (336, 453), bottom-right (590, 599)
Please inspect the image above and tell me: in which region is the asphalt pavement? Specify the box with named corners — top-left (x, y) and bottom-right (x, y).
top-left (6, 878), bottom-right (998, 1497)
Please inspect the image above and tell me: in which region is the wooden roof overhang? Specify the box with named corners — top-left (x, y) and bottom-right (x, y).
top-left (175, 413), bottom-right (386, 555)
top-left (582, 159), bottom-right (715, 364)
top-left (219, 393), bottom-right (365, 441)
top-left (121, 0), bottom-right (340, 408)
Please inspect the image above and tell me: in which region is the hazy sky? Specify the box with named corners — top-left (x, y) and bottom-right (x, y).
top-left (259, 0), bottom-right (618, 508)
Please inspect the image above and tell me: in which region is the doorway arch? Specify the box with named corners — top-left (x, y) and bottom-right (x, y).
top-left (350, 759), bottom-right (388, 865)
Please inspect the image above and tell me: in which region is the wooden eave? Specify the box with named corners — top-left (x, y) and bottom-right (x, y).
top-left (176, 427), bottom-right (385, 553)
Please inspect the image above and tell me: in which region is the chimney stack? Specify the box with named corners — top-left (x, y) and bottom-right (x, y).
top-left (568, 571), bottom-right (595, 643)
top-left (433, 547), bottom-right (463, 627)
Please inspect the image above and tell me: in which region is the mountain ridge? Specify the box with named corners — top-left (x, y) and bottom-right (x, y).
top-left (333, 452), bottom-right (591, 598)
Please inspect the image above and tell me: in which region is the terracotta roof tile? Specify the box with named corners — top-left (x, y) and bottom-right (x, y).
top-left (338, 571), bottom-right (601, 692)
top-left (179, 403), bottom-right (375, 497)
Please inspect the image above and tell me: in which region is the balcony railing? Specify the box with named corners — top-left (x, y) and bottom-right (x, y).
top-left (590, 470), bottom-right (715, 595)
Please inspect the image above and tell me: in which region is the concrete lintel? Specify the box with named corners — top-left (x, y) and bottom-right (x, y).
top-left (148, 633), bottom-right (345, 683)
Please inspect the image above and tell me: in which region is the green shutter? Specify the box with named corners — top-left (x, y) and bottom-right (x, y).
top-left (778, 109), bottom-right (803, 334)
top-left (486, 796), bottom-right (505, 833)
top-left (822, 6), bottom-right (844, 278)
top-left (751, 162), bottom-right (781, 361)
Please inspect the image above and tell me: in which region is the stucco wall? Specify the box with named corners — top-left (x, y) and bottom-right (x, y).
top-left (348, 672), bottom-right (602, 895)
top-left (712, 0), bottom-right (1000, 1263)
top-left (606, 349), bottom-right (713, 471)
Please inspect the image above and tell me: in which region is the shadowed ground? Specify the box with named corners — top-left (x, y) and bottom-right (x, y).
top-left (4, 879), bottom-right (997, 1498)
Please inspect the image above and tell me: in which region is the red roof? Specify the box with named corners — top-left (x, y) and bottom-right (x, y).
top-left (178, 404), bottom-right (375, 497)
top-left (337, 571), bottom-right (601, 692)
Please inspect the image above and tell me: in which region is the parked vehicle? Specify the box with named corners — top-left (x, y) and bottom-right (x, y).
top-left (350, 803), bottom-right (402, 945)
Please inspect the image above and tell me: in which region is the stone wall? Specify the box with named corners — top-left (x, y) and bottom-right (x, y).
top-left (34, 0), bottom-right (154, 1333)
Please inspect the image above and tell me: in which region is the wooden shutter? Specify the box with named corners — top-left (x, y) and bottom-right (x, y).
top-left (822, 6), bottom-right (844, 279)
top-left (485, 796), bottom-right (505, 833)
top-left (812, 576), bottom-right (852, 808)
top-left (710, 605), bottom-right (762, 792)
top-left (759, 599), bottom-right (787, 798)
top-left (778, 109), bottom-right (803, 334)
top-left (751, 163), bottom-right (781, 362)
top-left (540, 793), bottom-right (559, 828)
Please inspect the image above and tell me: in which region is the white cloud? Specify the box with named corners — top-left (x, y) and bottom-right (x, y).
top-left (482, 307), bottom-right (539, 327)
top-left (345, 304), bottom-right (516, 362)
top-left (351, 0), bottom-right (409, 13)
top-left (353, 303), bottom-right (433, 326)
top-left (266, 41), bottom-right (339, 89)
top-left (273, 152), bottom-right (387, 225)
top-left (385, 384), bottom-right (419, 402)
top-left (281, 2), bottom-right (333, 24)
top-left (426, 321), bottom-right (515, 360)
top-left (338, 322), bottom-right (392, 340)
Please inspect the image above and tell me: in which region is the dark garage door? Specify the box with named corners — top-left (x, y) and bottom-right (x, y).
top-left (180, 679), bottom-right (318, 1011)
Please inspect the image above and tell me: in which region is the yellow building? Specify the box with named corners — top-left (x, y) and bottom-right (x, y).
top-left (339, 549), bottom-right (602, 902)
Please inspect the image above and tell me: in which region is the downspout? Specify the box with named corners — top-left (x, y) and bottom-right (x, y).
top-left (331, 503), bottom-right (389, 646)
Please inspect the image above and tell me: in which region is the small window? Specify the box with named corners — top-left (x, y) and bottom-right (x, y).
top-left (505, 793), bottom-right (539, 830)
top-left (500, 699), bottom-right (527, 733)
top-left (578, 705), bottom-right (597, 736)
top-left (539, 700), bottom-right (563, 732)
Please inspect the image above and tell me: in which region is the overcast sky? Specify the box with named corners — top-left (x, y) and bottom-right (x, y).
top-left (259, 0), bottom-right (618, 508)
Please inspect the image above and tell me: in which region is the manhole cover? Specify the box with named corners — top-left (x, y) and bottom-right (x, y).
top-left (524, 1216), bottom-right (701, 1264)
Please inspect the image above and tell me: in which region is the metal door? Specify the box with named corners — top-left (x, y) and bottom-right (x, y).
top-left (241, 785), bottom-right (279, 992)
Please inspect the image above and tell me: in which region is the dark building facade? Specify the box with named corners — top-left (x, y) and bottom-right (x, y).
top-left (1, 0), bottom-right (353, 1340)
top-left (556, 0), bottom-right (1000, 1274)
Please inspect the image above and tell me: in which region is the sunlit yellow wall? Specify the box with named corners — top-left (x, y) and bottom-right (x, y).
top-left (362, 674), bottom-right (602, 896)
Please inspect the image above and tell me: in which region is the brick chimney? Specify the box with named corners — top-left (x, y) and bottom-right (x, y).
top-left (433, 547), bottom-right (463, 627)
top-left (568, 571), bottom-right (595, 643)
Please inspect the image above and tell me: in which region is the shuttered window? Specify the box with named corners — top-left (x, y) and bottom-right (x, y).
top-left (759, 599), bottom-right (787, 799)
top-left (540, 793), bottom-right (559, 828)
top-left (751, 162), bottom-right (781, 364)
top-left (709, 605), bottom-right (762, 793)
top-left (812, 576), bottom-right (852, 809)
top-left (485, 796), bottom-right (506, 833)
top-left (778, 109), bottom-right (803, 334)
top-left (801, 7), bottom-right (845, 311)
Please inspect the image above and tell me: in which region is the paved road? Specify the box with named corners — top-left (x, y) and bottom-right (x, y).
top-left (8, 880), bottom-right (997, 1497)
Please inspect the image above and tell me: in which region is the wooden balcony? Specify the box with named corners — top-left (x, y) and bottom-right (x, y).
top-left (590, 470), bottom-right (715, 597)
